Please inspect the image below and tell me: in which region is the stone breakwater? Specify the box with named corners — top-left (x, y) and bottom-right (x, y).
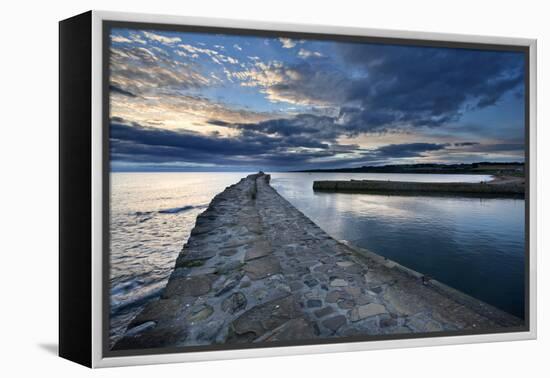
top-left (313, 179), bottom-right (524, 195)
top-left (114, 173), bottom-right (521, 350)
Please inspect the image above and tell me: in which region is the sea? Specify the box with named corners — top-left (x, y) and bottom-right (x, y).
top-left (109, 172), bottom-right (525, 346)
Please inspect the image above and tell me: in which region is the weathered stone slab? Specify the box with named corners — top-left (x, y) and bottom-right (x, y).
top-left (337, 299), bottom-right (355, 310)
top-left (222, 292), bottom-right (247, 314)
top-left (130, 297), bottom-right (194, 326)
top-left (337, 261), bottom-right (354, 268)
top-left (380, 317), bottom-right (398, 328)
top-left (215, 272), bottom-right (244, 297)
top-left (216, 260), bottom-right (243, 275)
top-left (382, 285), bottom-right (425, 316)
top-left (322, 315), bottom-right (347, 332)
top-left (125, 321), bottom-right (156, 337)
top-left (245, 239), bottom-right (271, 261)
top-left (406, 313), bottom-right (444, 332)
top-left (325, 290), bottom-right (347, 303)
top-left (314, 306), bottom-right (334, 318)
top-left (345, 287), bottom-right (362, 298)
top-left (196, 320), bottom-right (226, 342)
top-left (187, 304), bottom-right (214, 322)
top-left (191, 224), bottom-right (217, 236)
top-left (304, 277), bottom-right (319, 287)
top-left (255, 318), bottom-right (317, 342)
top-left (307, 299), bottom-right (322, 308)
top-left (243, 255), bottom-right (281, 280)
top-left (113, 322), bottom-right (187, 350)
top-left (330, 278), bottom-right (348, 287)
top-left (243, 217), bottom-right (263, 234)
top-left (176, 250), bottom-right (217, 268)
top-left (350, 303), bottom-right (388, 322)
top-left (220, 248), bottom-right (239, 257)
top-left (171, 266), bottom-right (217, 278)
top-left (162, 275), bottom-right (212, 299)
top-left (228, 295), bottom-right (301, 342)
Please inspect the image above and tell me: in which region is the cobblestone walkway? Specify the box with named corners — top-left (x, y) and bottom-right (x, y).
top-left (114, 173), bottom-right (522, 350)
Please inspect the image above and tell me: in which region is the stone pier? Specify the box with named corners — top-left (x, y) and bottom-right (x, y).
top-left (114, 173), bottom-right (522, 350)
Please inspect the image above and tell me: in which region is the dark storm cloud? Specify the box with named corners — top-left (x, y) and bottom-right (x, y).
top-left (317, 48), bottom-right (514, 122)
top-left (110, 120), bottom-right (355, 168)
top-left (206, 108), bottom-right (523, 165)
top-left (211, 114), bottom-right (343, 141)
top-left (111, 119), bottom-right (466, 169)
top-left (337, 44), bottom-right (524, 130)
top-left (206, 119), bottom-right (231, 126)
top-left (110, 84), bottom-right (137, 98)
top-left (111, 121), bottom-right (271, 157)
top-left (375, 143), bottom-right (450, 158)
top-left (453, 142), bottom-right (480, 147)
top-left (460, 143), bottom-right (524, 153)
top-left (233, 45), bottom-right (524, 138)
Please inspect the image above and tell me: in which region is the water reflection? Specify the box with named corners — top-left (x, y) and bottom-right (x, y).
top-left (271, 172), bottom-right (525, 319)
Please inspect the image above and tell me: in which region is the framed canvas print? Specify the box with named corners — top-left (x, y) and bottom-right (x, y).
top-left (59, 10), bottom-right (537, 368)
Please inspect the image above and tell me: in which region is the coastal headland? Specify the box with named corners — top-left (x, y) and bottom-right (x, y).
top-left (296, 162), bottom-right (524, 175)
top-left (114, 173), bottom-right (522, 350)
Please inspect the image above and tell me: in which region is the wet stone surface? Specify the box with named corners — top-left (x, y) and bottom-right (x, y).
top-left (113, 173), bottom-right (523, 351)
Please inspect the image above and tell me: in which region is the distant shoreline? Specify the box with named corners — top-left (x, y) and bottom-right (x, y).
top-left (294, 162), bottom-right (525, 176)
top-left (111, 161), bottom-right (525, 175)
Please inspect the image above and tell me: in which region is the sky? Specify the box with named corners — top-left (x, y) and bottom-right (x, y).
top-left (109, 27), bottom-right (526, 172)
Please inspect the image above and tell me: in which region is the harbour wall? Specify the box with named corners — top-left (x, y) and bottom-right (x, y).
top-left (313, 179), bottom-right (524, 195)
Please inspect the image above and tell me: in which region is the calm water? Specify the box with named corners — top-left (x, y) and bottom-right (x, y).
top-left (109, 172), bottom-right (525, 345)
top-left (270, 173), bottom-right (525, 318)
top-left (109, 172), bottom-right (252, 345)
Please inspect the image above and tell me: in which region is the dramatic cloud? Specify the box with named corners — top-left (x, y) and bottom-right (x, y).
top-left (177, 43), bottom-right (240, 65)
top-left (111, 92), bottom-right (276, 132)
top-left (453, 142), bottom-right (480, 147)
top-left (142, 31), bottom-right (182, 45)
top-left (458, 143), bottom-right (524, 153)
top-left (232, 44), bottom-right (524, 132)
top-left (111, 35), bottom-right (132, 43)
top-left (375, 143), bottom-right (449, 158)
top-left (109, 45), bottom-right (211, 96)
top-left (110, 119), bottom-right (364, 170)
top-left (110, 84), bottom-right (137, 98)
top-left (111, 118), bottom-right (479, 171)
top-left (223, 114), bottom-right (342, 140)
top-left (108, 27), bottom-right (526, 170)
top-left (179, 43), bottom-right (219, 57)
top-left (298, 48), bottom-right (323, 59)
top-left (234, 61), bottom-right (350, 106)
top-left (336, 44), bottom-right (525, 130)
top-left (279, 38), bottom-right (298, 48)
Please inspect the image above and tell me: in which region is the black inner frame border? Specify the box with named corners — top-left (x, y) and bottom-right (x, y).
top-left (102, 19), bottom-right (531, 359)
